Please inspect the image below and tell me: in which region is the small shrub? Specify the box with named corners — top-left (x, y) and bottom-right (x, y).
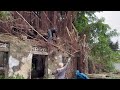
top-left (6, 74), bottom-right (24, 79)
top-left (0, 74), bottom-right (24, 79)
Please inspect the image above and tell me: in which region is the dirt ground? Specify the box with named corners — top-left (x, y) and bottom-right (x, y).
top-left (88, 72), bottom-right (120, 79)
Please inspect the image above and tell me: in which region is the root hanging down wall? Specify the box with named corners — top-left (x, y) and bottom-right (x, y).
top-left (0, 11), bottom-right (81, 79)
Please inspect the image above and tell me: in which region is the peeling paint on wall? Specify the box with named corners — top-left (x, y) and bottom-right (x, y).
top-left (0, 34), bottom-right (33, 78)
top-left (9, 56), bottom-right (20, 75)
top-left (12, 53), bottom-right (33, 79)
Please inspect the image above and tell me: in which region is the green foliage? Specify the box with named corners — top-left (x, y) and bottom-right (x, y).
top-left (107, 29), bottom-right (119, 37)
top-left (0, 11), bottom-right (11, 20)
top-left (0, 74), bottom-right (24, 79)
top-left (74, 11), bottom-right (100, 33)
top-left (6, 74), bottom-right (24, 79)
top-left (109, 41), bottom-right (119, 51)
top-left (75, 11), bottom-right (120, 72)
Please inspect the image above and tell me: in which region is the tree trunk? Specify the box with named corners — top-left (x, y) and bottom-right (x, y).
top-left (78, 34), bottom-right (89, 73)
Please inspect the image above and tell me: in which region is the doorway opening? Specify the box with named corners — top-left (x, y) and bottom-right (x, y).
top-left (31, 54), bottom-right (47, 79)
top-left (0, 52), bottom-right (9, 78)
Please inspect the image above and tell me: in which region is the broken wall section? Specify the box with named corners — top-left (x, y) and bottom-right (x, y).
top-left (0, 34), bottom-right (32, 79)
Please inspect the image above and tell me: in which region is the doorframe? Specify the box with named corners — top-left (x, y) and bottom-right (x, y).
top-left (0, 41), bottom-right (10, 78)
top-left (31, 46), bottom-right (48, 79)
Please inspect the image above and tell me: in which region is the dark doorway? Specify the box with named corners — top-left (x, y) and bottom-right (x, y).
top-left (0, 52), bottom-right (9, 78)
top-left (31, 54), bottom-right (47, 79)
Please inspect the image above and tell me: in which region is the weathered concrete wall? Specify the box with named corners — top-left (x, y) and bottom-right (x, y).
top-left (0, 34), bottom-right (32, 79)
top-left (9, 53), bottom-right (33, 78)
top-left (0, 34), bottom-right (76, 79)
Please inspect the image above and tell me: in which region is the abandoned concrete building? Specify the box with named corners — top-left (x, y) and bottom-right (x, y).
top-left (0, 11), bottom-right (81, 79)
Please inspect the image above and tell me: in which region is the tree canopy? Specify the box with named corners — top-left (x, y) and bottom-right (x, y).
top-left (74, 11), bottom-right (120, 72)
